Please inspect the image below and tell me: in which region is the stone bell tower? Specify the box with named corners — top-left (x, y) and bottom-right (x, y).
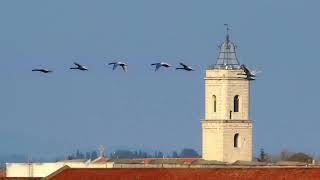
top-left (201, 26), bottom-right (253, 162)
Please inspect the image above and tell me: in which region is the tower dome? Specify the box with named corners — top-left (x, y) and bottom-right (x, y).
top-left (211, 25), bottom-right (241, 70)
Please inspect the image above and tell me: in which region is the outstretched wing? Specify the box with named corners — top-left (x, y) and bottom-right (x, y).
top-left (112, 64), bottom-right (118, 70)
top-left (251, 70), bottom-right (262, 76)
top-left (108, 62), bottom-right (117, 70)
top-left (121, 65), bottom-right (127, 72)
top-left (179, 62), bottom-right (188, 68)
top-left (74, 62), bottom-right (82, 68)
top-left (242, 65), bottom-right (250, 75)
top-left (32, 69), bottom-right (52, 73)
top-left (155, 64), bottom-right (161, 71)
top-left (243, 65), bottom-right (257, 77)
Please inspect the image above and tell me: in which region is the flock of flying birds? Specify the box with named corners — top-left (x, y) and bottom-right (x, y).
top-left (31, 62), bottom-right (193, 73)
top-left (32, 62), bottom-right (257, 81)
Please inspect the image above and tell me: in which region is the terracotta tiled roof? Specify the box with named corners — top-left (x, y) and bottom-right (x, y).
top-left (92, 156), bottom-right (109, 163)
top-left (0, 178), bottom-right (40, 180)
top-left (45, 167), bottom-right (320, 180)
top-left (0, 171), bottom-right (5, 177)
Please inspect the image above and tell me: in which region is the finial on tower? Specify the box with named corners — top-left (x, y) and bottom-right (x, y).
top-left (208, 24), bottom-right (240, 70)
top-left (224, 23), bottom-right (230, 42)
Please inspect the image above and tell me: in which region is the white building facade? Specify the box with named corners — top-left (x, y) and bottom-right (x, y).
top-left (6, 160), bottom-right (114, 177)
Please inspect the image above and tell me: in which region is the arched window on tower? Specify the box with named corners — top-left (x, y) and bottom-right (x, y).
top-left (212, 95), bottom-right (217, 112)
top-left (234, 95), bottom-right (239, 112)
top-left (234, 133), bottom-right (239, 148)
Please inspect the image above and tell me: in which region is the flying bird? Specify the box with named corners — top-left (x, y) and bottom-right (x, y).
top-left (70, 62), bottom-right (88, 71)
top-left (151, 62), bottom-right (172, 72)
top-left (239, 64), bottom-right (260, 81)
top-left (32, 68), bottom-right (53, 73)
top-left (176, 62), bottom-right (194, 71)
top-left (108, 62), bottom-right (128, 72)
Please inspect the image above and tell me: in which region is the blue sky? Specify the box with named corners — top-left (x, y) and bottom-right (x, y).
top-left (0, 0), bottom-right (319, 158)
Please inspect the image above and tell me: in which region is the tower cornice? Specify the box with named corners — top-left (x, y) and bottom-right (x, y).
top-left (201, 120), bottom-right (253, 123)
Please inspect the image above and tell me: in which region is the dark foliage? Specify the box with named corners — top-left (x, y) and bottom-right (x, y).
top-left (287, 152), bottom-right (313, 163)
top-left (256, 148), bottom-right (269, 162)
top-left (179, 148), bottom-right (199, 158)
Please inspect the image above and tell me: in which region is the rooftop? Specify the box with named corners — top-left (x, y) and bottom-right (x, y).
top-left (132, 158), bottom-right (199, 164)
top-left (91, 156), bottom-right (109, 163)
top-left (38, 167), bottom-right (320, 180)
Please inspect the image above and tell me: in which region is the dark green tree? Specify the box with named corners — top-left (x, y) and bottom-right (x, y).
top-left (133, 151), bottom-right (138, 158)
top-left (171, 151), bottom-right (179, 158)
top-left (111, 150), bottom-right (133, 159)
top-left (256, 148), bottom-right (269, 162)
top-left (75, 150), bottom-right (81, 159)
top-left (179, 148), bottom-right (199, 158)
top-left (91, 151), bottom-right (98, 159)
top-left (158, 151), bottom-right (164, 158)
top-left (153, 151), bottom-right (164, 158)
top-left (67, 155), bottom-right (74, 160)
top-left (85, 152), bottom-right (91, 159)
top-left (287, 152), bottom-right (313, 163)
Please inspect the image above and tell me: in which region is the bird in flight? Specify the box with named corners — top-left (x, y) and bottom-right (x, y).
top-left (176, 62), bottom-right (194, 71)
top-left (151, 62), bottom-right (172, 72)
top-left (32, 68), bottom-right (53, 73)
top-left (108, 62), bottom-right (128, 72)
top-left (70, 62), bottom-right (88, 71)
top-left (239, 64), bottom-right (260, 81)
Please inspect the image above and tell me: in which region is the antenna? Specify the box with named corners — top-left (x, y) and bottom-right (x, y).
top-left (98, 144), bottom-right (105, 157)
top-left (27, 155), bottom-right (33, 177)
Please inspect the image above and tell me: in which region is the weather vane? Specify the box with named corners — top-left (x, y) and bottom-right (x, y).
top-left (224, 24), bottom-right (230, 35)
top-left (223, 24), bottom-right (231, 46)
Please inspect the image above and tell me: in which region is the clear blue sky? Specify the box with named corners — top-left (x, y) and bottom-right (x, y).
top-left (0, 0), bottom-right (319, 158)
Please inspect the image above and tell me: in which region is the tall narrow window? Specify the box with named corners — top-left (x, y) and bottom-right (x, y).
top-left (234, 95), bottom-right (239, 112)
top-left (234, 133), bottom-right (239, 148)
top-left (213, 95), bottom-right (217, 112)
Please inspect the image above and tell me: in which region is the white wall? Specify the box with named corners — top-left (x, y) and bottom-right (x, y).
top-left (6, 162), bottom-right (114, 177)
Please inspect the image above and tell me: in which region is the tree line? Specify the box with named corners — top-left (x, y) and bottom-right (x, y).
top-left (255, 148), bottom-right (314, 163)
top-left (65, 148), bottom-right (200, 160)
top-left (66, 148), bottom-right (315, 163)
top-left (66, 150), bottom-right (99, 160)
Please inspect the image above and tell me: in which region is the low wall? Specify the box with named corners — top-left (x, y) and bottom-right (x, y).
top-left (6, 162), bottom-right (114, 177)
